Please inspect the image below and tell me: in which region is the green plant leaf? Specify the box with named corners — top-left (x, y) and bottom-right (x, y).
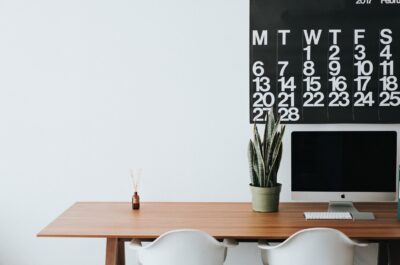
top-left (253, 126), bottom-right (265, 187)
top-left (263, 109), bottom-right (277, 173)
top-left (267, 142), bottom-right (283, 186)
top-left (265, 113), bottom-right (285, 187)
top-left (254, 124), bottom-right (263, 154)
top-left (274, 143), bottom-right (283, 177)
top-left (267, 125), bottom-right (285, 185)
top-left (247, 140), bottom-right (259, 186)
top-left (263, 112), bottom-right (269, 159)
top-left (265, 133), bottom-right (278, 185)
top-left (248, 110), bottom-right (285, 188)
top-left (255, 147), bottom-right (265, 186)
top-left (267, 109), bottom-right (275, 141)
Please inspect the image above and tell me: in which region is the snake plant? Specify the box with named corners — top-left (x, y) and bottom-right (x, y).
top-left (248, 109), bottom-right (285, 188)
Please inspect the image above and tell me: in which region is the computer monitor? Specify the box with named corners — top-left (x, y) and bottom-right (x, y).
top-left (291, 131), bottom-right (397, 203)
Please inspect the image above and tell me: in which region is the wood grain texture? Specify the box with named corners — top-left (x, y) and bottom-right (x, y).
top-left (117, 239), bottom-right (125, 265)
top-left (37, 202), bottom-right (400, 240)
top-left (105, 238), bottom-right (118, 265)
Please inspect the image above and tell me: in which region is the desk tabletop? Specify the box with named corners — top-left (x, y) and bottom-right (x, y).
top-left (37, 202), bottom-right (400, 240)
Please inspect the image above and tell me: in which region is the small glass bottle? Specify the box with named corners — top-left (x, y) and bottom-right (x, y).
top-left (132, 191), bottom-right (140, 210)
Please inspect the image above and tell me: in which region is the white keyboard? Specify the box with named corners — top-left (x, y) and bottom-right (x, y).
top-left (304, 212), bottom-right (352, 220)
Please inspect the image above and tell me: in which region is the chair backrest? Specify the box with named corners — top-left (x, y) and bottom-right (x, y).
top-left (259, 228), bottom-right (367, 265)
top-left (137, 229), bottom-right (228, 265)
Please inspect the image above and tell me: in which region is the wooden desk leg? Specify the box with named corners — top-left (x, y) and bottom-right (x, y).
top-left (106, 238), bottom-right (118, 265)
top-left (378, 241), bottom-right (400, 265)
top-left (117, 239), bottom-right (125, 265)
top-left (106, 238), bottom-right (126, 265)
top-left (377, 241), bottom-right (388, 265)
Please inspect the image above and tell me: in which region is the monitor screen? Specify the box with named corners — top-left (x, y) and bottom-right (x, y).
top-left (291, 131), bottom-right (397, 193)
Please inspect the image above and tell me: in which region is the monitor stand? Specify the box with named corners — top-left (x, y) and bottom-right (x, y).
top-left (328, 201), bottom-right (375, 220)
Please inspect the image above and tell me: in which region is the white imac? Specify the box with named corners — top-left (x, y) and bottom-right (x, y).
top-left (291, 131), bottom-right (397, 211)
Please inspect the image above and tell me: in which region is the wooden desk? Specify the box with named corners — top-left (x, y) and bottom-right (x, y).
top-left (38, 202), bottom-right (400, 265)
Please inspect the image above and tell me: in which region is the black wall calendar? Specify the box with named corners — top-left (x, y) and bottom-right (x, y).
top-left (250, 0), bottom-right (400, 123)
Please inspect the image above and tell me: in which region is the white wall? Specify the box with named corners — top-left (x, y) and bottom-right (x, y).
top-left (0, 0), bottom-right (397, 265)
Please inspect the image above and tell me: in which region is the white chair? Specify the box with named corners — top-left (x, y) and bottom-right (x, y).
top-left (128, 229), bottom-right (237, 265)
top-left (258, 228), bottom-right (367, 265)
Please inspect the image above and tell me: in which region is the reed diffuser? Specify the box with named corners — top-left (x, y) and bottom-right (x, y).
top-left (130, 169), bottom-right (141, 210)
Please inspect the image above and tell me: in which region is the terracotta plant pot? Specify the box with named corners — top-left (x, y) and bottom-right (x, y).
top-left (250, 183), bottom-right (282, 212)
